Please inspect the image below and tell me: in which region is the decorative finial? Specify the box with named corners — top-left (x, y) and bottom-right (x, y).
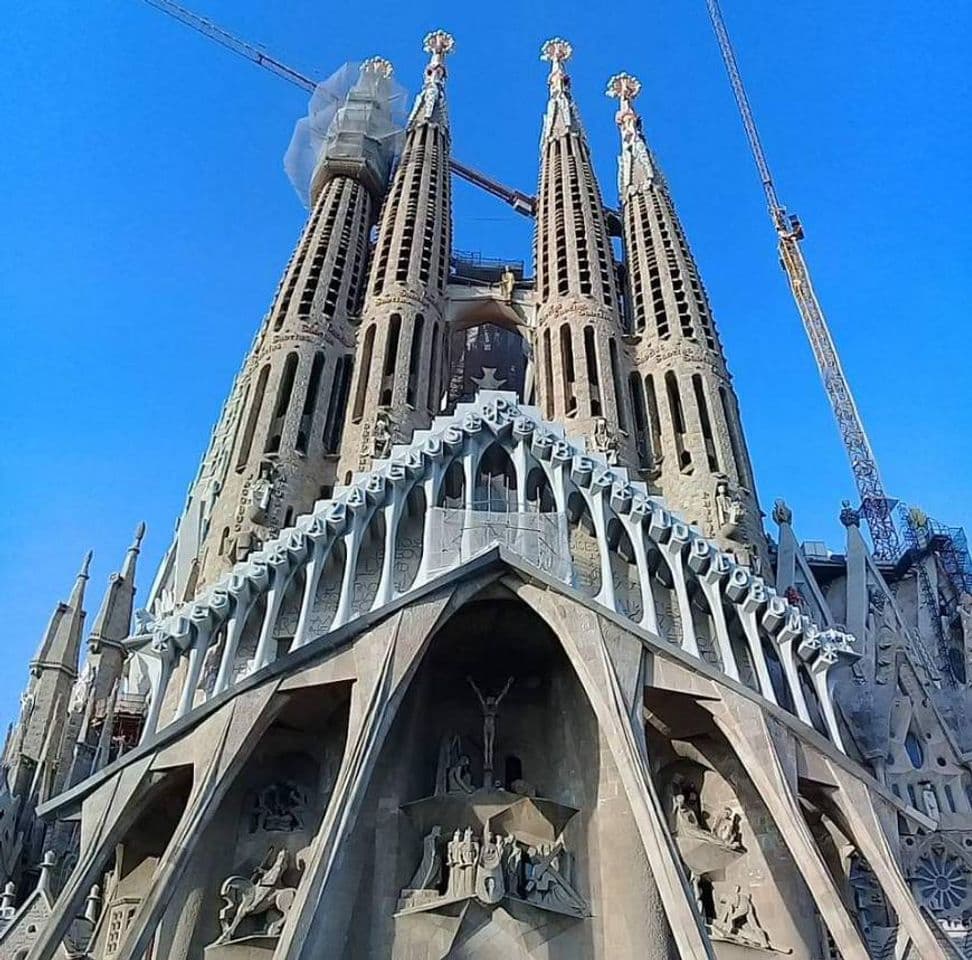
top-left (839, 499), bottom-right (860, 528)
top-left (37, 850), bottom-right (56, 894)
top-left (84, 884), bottom-right (102, 924)
top-left (541, 38), bottom-right (572, 94)
top-left (607, 72), bottom-right (642, 143)
top-left (772, 498), bottom-right (793, 526)
top-left (132, 521), bottom-right (146, 550)
top-left (423, 30), bottom-right (454, 81)
top-left (79, 550), bottom-right (93, 579)
top-left (361, 56), bottom-right (393, 79)
top-left (606, 71), bottom-right (641, 104)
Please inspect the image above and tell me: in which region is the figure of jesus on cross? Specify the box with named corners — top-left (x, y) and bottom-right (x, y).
top-left (467, 676), bottom-right (514, 788)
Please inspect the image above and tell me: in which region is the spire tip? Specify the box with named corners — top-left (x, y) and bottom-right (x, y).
top-left (79, 551), bottom-right (93, 579)
top-left (132, 521), bottom-right (147, 550)
top-left (361, 56), bottom-right (393, 79)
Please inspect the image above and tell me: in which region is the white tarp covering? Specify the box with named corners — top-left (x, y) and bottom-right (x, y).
top-left (284, 60), bottom-right (408, 207)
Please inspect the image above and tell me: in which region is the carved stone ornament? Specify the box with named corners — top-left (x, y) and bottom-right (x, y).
top-left (216, 846), bottom-right (309, 944)
top-left (714, 478), bottom-right (746, 541)
top-left (397, 822), bottom-right (586, 919)
top-left (772, 498), bottom-right (793, 525)
top-left (591, 417), bottom-right (620, 466)
top-left (249, 781), bottom-right (308, 834)
top-left (710, 885), bottom-right (782, 952)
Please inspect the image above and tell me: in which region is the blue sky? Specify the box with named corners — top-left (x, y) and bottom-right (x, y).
top-left (1, 1), bottom-right (969, 730)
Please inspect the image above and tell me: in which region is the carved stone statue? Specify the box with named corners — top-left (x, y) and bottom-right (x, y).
top-left (591, 417), bottom-right (620, 465)
top-left (921, 783), bottom-right (941, 822)
top-left (523, 842), bottom-right (585, 916)
top-left (400, 823), bottom-right (586, 918)
top-left (248, 461), bottom-right (277, 524)
top-left (409, 826), bottom-right (444, 891)
top-left (711, 807), bottom-right (743, 850)
top-left (216, 847), bottom-right (306, 943)
top-left (711, 885), bottom-right (771, 950)
top-left (467, 676), bottom-right (513, 787)
top-left (715, 479), bottom-right (745, 540)
top-left (672, 788), bottom-right (705, 835)
top-left (475, 826), bottom-right (506, 905)
top-left (373, 414), bottom-right (393, 460)
top-left (772, 498), bottom-right (793, 525)
top-left (436, 734), bottom-right (475, 795)
top-left (249, 781), bottom-right (307, 834)
top-left (498, 266), bottom-right (516, 302)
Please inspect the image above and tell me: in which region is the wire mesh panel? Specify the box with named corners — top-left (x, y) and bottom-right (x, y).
top-left (426, 507), bottom-right (571, 583)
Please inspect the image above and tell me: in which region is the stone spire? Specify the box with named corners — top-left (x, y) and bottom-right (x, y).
top-left (608, 74), bottom-right (764, 564)
top-left (338, 31), bottom-right (455, 481)
top-left (2, 552), bottom-right (91, 811)
top-left (533, 40), bottom-right (635, 465)
top-left (88, 522), bottom-right (143, 655)
top-left (155, 59), bottom-right (402, 595)
top-left (29, 552), bottom-right (90, 681)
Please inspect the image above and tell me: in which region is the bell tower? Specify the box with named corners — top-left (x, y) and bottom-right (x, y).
top-left (533, 40), bottom-right (636, 466)
top-left (609, 73), bottom-right (763, 562)
top-left (337, 31), bottom-right (455, 481)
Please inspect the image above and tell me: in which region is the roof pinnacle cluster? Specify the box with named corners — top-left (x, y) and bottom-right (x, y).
top-left (410, 29), bottom-right (454, 125)
top-left (606, 70), bottom-right (660, 191)
top-left (360, 56), bottom-right (394, 79)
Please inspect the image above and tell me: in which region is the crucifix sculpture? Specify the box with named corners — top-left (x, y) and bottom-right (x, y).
top-left (467, 676), bottom-right (514, 788)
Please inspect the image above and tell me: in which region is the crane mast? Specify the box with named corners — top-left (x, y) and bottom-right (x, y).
top-left (704, 0), bottom-right (899, 560)
top-left (139, 0), bottom-right (536, 217)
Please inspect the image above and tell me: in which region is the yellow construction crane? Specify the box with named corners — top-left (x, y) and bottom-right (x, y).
top-left (704, 0), bottom-right (900, 559)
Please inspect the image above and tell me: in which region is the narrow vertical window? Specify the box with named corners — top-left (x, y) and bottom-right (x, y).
top-left (236, 364), bottom-right (270, 471)
top-left (264, 352), bottom-right (299, 454)
top-left (559, 324), bottom-right (577, 415)
top-left (720, 385), bottom-right (751, 488)
top-left (628, 372), bottom-right (650, 468)
top-left (427, 323), bottom-right (440, 413)
top-left (406, 313), bottom-right (425, 407)
top-left (543, 329), bottom-right (554, 419)
top-left (381, 313), bottom-right (402, 406)
top-left (296, 352), bottom-right (325, 455)
top-left (692, 374), bottom-right (719, 472)
top-left (352, 325), bottom-right (375, 422)
top-left (665, 371), bottom-right (692, 471)
top-left (644, 374), bottom-right (662, 462)
top-left (583, 326), bottom-right (601, 416)
top-left (609, 339), bottom-right (627, 431)
top-left (324, 355), bottom-right (354, 453)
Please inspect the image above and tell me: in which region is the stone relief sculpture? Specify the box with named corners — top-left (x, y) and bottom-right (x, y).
top-left (372, 413), bottom-right (393, 460)
top-left (591, 417), bottom-right (620, 465)
top-left (398, 822), bottom-right (586, 918)
top-left (467, 675), bottom-right (513, 787)
top-left (715, 478), bottom-right (746, 541)
top-left (215, 846), bottom-right (308, 944)
top-left (672, 786), bottom-right (743, 852)
top-left (248, 781), bottom-right (308, 834)
top-left (435, 734), bottom-right (475, 795)
top-left (711, 885), bottom-right (774, 951)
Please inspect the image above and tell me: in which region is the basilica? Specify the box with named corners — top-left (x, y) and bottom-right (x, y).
top-left (2, 31), bottom-right (971, 960)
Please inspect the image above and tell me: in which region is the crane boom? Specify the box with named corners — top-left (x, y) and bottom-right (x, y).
top-left (704, 0), bottom-right (899, 559)
top-left (139, 0), bottom-right (537, 218)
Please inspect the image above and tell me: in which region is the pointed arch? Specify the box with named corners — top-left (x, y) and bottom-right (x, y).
top-left (476, 443), bottom-right (517, 511)
top-left (438, 458), bottom-right (465, 508)
top-left (394, 485), bottom-right (426, 594)
top-left (353, 510), bottom-right (386, 617)
top-left (525, 466), bottom-right (556, 513)
top-left (607, 518), bottom-right (643, 622)
top-left (567, 491), bottom-right (601, 598)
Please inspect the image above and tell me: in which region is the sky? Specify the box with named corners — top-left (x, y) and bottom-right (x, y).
top-left (1, 1), bottom-right (970, 731)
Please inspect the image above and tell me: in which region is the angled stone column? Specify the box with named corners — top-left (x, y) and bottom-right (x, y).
top-left (113, 682), bottom-right (284, 960)
top-left (707, 694), bottom-right (872, 960)
top-left (517, 582), bottom-right (716, 960)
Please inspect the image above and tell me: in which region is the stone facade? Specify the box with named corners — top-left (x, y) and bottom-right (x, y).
top-left (2, 32), bottom-right (970, 960)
